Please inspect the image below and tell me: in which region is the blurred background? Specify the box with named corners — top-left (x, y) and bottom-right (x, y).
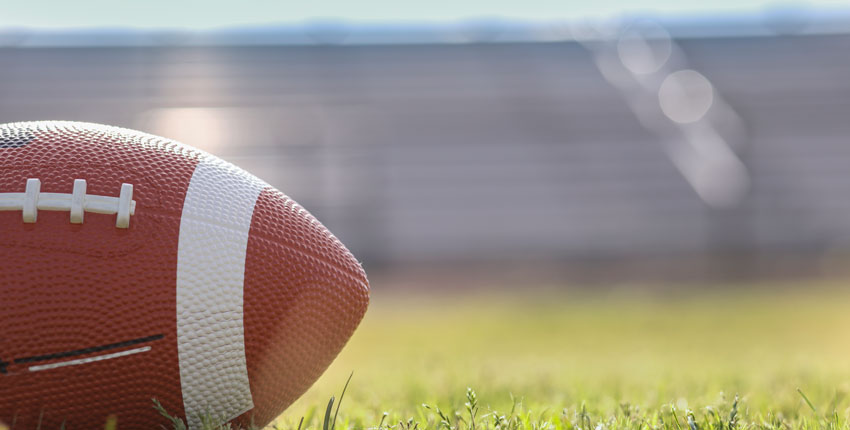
top-left (3, 1), bottom-right (850, 285)
top-left (4, 1), bottom-right (850, 424)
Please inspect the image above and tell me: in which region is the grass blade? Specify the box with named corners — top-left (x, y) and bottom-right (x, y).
top-left (323, 396), bottom-right (335, 430)
top-left (797, 388), bottom-right (817, 413)
top-left (332, 372), bottom-right (354, 430)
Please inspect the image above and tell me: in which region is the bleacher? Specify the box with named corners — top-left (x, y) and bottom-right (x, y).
top-left (2, 33), bottom-right (850, 270)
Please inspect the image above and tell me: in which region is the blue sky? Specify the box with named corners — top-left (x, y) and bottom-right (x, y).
top-left (0, 0), bottom-right (847, 29)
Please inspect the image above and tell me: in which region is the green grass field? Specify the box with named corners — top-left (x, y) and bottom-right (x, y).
top-left (263, 280), bottom-right (850, 430)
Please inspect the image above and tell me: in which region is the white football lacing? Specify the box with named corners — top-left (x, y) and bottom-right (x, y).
top-left (0, 179), bottom-right (136, 228)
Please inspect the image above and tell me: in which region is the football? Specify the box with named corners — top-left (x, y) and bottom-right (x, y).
top-left (0, 121), bottom-right (370, 429)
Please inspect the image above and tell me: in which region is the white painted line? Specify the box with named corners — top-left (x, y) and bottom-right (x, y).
top-left (28, 346), bottom-right (152, 372)
top-left (176, 159), bottom-right (264, 428)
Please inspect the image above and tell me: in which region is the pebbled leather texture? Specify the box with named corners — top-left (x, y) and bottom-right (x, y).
top-left (0, 121), bottom-right (370, 430)
top-left (238, 189), bottom-right (371, 427)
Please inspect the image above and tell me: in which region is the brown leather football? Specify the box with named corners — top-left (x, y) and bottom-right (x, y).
top-left (0, 121), bottom-right (370, 429)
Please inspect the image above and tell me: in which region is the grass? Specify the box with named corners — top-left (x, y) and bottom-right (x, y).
top-left (275, 280), bottom-right (850, 430)
top-left (10, 279), bottom-right (850, 430)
